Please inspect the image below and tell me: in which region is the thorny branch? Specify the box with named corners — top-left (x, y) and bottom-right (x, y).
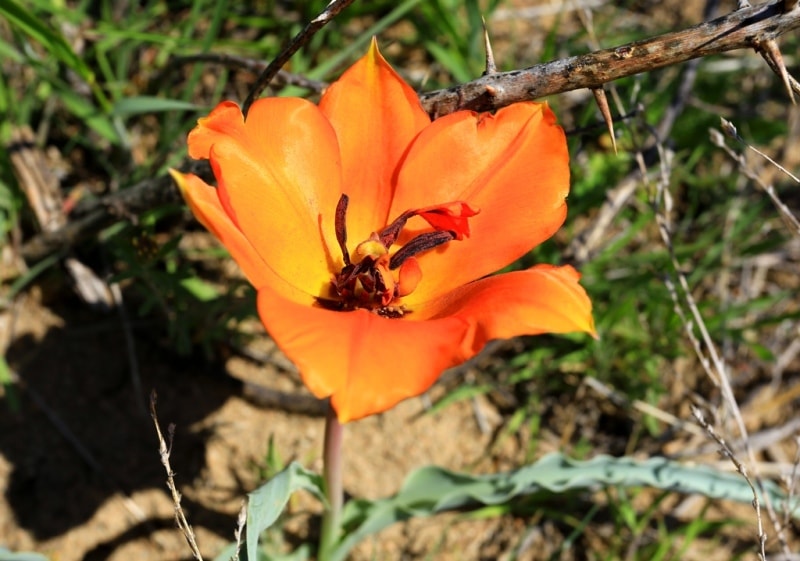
top-left (18, 0), bottom-right (800, 263)
top-left (420, 0), bottom-right (800, 116)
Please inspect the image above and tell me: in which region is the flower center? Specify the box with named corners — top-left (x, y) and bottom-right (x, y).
top-left (317, 194), bottom-right (479, 317)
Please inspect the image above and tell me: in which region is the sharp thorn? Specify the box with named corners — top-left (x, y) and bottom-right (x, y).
top-left (592, 87), bottom-right (617, 154)
top-left (758, 39), bottom-right (796, 105)
top-left (482, 16), bottom-right (497, 76)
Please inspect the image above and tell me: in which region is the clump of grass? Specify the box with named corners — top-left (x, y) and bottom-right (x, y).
top-left (2, 1), bottom-right (799, 559)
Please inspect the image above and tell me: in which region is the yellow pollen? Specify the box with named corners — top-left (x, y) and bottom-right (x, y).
top-left (353, 236), bottom-right (387, 264)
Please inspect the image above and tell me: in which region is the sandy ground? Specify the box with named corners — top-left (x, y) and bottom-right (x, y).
top-left (0, 286), bottom-right (541, 560)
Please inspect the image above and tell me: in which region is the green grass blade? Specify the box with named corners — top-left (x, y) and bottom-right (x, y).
top-left (111, 96), bottom-right (204, 118)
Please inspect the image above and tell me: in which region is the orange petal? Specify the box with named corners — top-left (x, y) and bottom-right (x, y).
top-left (171, 170), bottom-right (314, 305)
top-left (396, 257), bottom-right (422, 297)
top-left (318, 38), bottom-right (430, 244)
top-left (187, 98), bottom-right (343, 297)
top-left (416, 201), bottom-right (479, 240)
top-left (414, 265), bottom-right (596, 351)
top-left (256, 290), bottom-right (472, 423)
top-left (391, 103), bottom-right (570, 304)
top-left (188, 101), bottom-right (246, 160)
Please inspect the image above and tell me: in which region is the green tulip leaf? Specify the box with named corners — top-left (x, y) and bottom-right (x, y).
top-left (0, 548), bottom-right (49, 561)
top-left (332, 452), bottom-right (797, 561)
top-left (244, 462), bottom-right (325, 561)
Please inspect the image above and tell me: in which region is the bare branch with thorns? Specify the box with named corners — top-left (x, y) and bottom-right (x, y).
top-left (419, 0), bottom-right (800, 116)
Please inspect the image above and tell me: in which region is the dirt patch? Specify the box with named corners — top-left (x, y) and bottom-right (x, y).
top-left (0, 285), bottom-right (522, 560)
top-left (2, 1), bottom-right (798, 559)
top-left (1, 278), bottom-right (792, 560)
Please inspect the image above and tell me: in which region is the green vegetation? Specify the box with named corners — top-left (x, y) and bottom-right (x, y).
top-left (1, 0), bottom-right (798, 559)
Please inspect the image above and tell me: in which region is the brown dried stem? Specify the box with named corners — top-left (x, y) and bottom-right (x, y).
top-left (710, 121), bottom-right (800, 236)
top-left (150, 390), bottom-right (204, 561)
top-left (166, 53), bottom-right (328, 93)
top-left (20, 159), bottom-right (212, 263)
top-left (653, 132), bottom-right (792, 557)
top-left (241, 0), bottom-right (357, 117)
top-left (692, 407), bottom-right (769, 561)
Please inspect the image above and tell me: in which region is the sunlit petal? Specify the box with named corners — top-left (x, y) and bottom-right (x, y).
top-left (414, 265), bottom-right (596, 350)
top-left (392, 103), bottom-right (569, 304)
top-left (172, 170), bottom-right (314, 305)
top-left (257, 290), bottom-right (472, 423)
top-left (188, 97), bottom-right (343, 296)
top-left (319, 38), bottom-right (430, 243)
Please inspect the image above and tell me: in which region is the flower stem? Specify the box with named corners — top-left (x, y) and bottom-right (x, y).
top-left (319, 403), bottom-right (343, 560)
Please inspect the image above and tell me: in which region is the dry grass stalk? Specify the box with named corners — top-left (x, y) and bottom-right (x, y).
top-left (149, 390), bottom-right (205, 561)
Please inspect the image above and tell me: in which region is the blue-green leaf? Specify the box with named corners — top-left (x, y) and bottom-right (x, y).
top-left (0, 548), bottom-right (49, 561)
top-left (332, 453), bottom-right (797, 561)
top-left (245, 462), bottom-right (325, 561)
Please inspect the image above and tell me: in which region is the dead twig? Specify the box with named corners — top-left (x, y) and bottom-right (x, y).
top-left (710, 122), bottom-right (800, 237)
top-left (693, 406), bottom-right (769, 561)
top-left (584, 376), bottom-right (706, 437)
top-left (165, 53), bottom-right (327, 94)
top-left (720, 118), bottom-right (800, 184)
top-left (780, 436), bottom-right (800, 549)
top-left (672, 416), bottom-right (800, 459)
top-left (150, 390), bottom-right (204, 561)
top-left (651, 135), bottom-right (790, 558)
top-left (242, 0), bottom-right (357, 117)
top-left (20, 159), bottom-right (212, 263)
top-left (231, 502), bottom-right (247, 561)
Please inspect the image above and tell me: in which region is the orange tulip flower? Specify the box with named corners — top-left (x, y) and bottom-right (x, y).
top-left (172, 40), bottom-right (595, 423)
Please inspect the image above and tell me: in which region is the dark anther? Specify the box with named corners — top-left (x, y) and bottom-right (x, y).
top-left (335, 194), bottom-right (350, 266)
top-left (389, 230), bottom-right (456, 270)
top-left (378, 209), bottom-right (414, 248)
top-left (334, 259), bottom-right (367, 293)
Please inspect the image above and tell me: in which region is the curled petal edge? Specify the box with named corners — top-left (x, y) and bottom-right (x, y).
top-left (393, 103), bottom-right (571, 304)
